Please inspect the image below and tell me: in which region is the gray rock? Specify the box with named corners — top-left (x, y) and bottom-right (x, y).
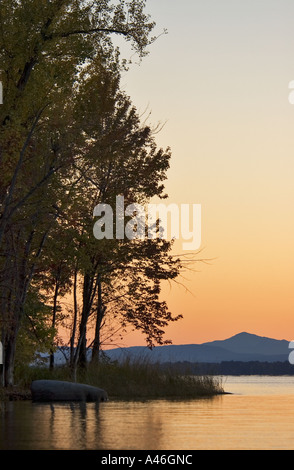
top-left (31, 380), bottom-right (108, 403)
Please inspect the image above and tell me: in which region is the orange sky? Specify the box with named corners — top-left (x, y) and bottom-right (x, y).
top-left (112, 0), bottom-right (294, 347)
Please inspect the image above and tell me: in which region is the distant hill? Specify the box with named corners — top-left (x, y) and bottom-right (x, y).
top-left (44, 332), bottom-right (292, 367)
top-left (103, 332), bottom-right (291, 364)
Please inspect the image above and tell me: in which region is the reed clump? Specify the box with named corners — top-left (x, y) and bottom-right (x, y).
top-left (82, 358), bottom-right (224, 399)
top-left (13, 356), bottom-right (224, 400)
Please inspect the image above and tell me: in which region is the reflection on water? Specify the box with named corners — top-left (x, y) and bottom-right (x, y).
top-left (1, 376), bottom-right (294, 450)
top-left (0, 401), bottom-right (102, 450)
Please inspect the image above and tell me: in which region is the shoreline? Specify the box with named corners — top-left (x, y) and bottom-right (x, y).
top-left (1, 388), bottom-right (229, 402)
top-left (1, 362), bottom-right (225, 402)
top-left (1, 384), bottom-right (229, 402)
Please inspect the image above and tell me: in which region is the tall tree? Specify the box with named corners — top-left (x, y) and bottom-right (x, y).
top-left (0, 0), bottom-right (156, 386)
top-left (58, 59), bottom-right (183, 368)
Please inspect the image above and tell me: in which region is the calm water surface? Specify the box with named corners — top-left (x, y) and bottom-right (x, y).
top-left (1, 376), bottom-right (294, 450)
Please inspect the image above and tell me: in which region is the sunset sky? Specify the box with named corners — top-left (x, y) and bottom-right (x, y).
top-left (113, 0), bottom-right (294, 347)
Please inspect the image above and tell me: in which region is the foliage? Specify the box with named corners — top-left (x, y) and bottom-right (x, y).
top-left (15, 288), bottom-right (56, 367)
top-left (0, 0), bottom-right (194, 388)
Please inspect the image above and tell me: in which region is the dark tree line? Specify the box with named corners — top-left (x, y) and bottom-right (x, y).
top-left (162, 361), bottom-right (294, 376)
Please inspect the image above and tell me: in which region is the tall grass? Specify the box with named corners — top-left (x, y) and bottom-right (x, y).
top-left (13, 357), bottom-right (224, 400)
top-left (82, 358), bottom-right (224, 399)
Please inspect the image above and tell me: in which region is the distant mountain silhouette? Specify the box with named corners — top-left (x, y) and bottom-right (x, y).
top-left (203, 332), bottom-right (289, 356)
top-left (103, 332), bottom-right (291, 364)
top-left (44, 332), bottom-right (291, 366)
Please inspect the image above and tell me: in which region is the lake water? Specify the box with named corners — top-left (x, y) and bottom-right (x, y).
top-left (1, 376), bottom-right (294, 450)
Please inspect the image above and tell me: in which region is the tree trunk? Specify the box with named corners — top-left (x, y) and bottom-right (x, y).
top-left (3, 309), bottom-right (22, 387)
top-left (4, 335), bottom-right (16, 387)
top-left (49, 271), bottom-right (61, 370)
top-left (70, 265), bottom-right (79, 367)
top-left (72, 272), bottom-right (97, 375)
top-left (91, 274), bottom-right (106, 363)
top-left (0, 329), bottom-right (5, 387)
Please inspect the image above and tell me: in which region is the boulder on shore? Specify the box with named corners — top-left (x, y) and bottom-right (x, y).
top-left (31, 380), bottom-right (108, 403)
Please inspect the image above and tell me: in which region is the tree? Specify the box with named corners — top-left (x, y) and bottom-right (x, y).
top-left (0, 0), bottom-right (156, 386)
top-left (0, 0), bottom-right (155, 242)
top-left (57, 59), bottom-right (183, 368)
top-left (90, 237), bottom-right (183, 360)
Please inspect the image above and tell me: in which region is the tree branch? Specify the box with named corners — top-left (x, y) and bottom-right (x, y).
top-left (0, 105), bottom-right (48, 245)
top-left (50, 27), bottom-right (129, 40)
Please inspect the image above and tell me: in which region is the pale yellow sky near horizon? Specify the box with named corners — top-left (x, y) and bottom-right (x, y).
top-left (111, 0), bottom-right (294, 348)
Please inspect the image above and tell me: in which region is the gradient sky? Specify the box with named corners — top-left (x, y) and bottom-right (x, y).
top-left (114, 0), bottom-right (294, 346)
